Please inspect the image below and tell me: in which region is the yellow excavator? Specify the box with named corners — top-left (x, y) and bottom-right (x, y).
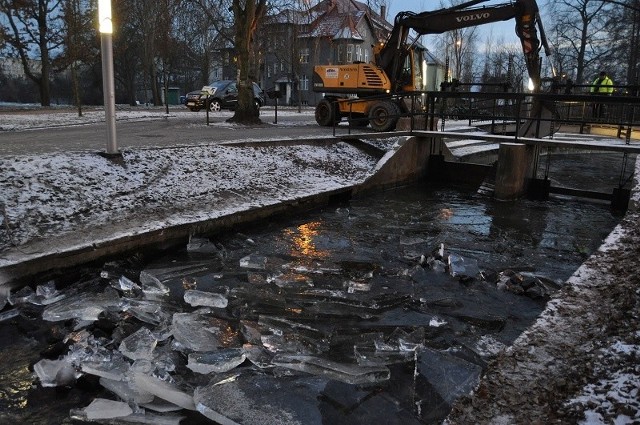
top-left (312, 0), bottom-right (554, 135)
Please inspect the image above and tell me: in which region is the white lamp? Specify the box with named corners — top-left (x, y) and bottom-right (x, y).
top-left (98, 0), bottom-right (113, 34)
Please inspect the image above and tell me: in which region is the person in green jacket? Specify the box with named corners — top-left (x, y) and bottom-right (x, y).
top-left (591, 71), bottom-right (613, 118)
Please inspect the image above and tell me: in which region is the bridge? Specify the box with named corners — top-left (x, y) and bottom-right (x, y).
top-left (334, 90), bottom-right (640, 211)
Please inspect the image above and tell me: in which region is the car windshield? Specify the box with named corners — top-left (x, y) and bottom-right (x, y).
top-left (209, 81), bottom-right (230, 89)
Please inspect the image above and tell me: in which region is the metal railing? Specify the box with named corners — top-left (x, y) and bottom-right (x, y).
top-left (334, 90), bottom-right (640, 142)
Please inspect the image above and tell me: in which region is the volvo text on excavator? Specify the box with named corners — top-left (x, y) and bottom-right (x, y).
top-left (312, 0), bottom-right (554, 134)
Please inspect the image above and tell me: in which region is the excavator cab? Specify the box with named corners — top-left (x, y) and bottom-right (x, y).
top-left (313, 0), bottom-right (555, 134)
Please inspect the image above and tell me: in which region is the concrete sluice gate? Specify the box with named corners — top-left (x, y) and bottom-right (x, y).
top-left (0, 136), bottom-right (631, 424)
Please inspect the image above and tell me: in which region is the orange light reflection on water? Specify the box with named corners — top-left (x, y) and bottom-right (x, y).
top-left (283, 221), bottom-right (330, 260)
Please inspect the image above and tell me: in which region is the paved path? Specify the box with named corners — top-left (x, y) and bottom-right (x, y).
top-left (0, 107), bottom-right (356, 156)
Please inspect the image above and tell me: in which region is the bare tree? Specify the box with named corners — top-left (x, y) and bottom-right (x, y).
top-left (62, 0), bottom-right (95, 116)
top-left (546, 0), bottom-right (613, 85)
top-left (190, 0), bottom-right (268, 124)
top-left (0, 0), bottom-right (64, 106)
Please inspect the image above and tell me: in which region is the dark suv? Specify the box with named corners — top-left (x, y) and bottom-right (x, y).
top-left (185, 80), bottom-right (265, 112)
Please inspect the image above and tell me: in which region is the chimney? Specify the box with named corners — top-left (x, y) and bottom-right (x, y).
top-left (380, 5), bottom-right (386, 20)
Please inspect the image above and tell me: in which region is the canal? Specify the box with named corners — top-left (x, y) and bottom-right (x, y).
top-left (0, 152), bottom-right (627, 424)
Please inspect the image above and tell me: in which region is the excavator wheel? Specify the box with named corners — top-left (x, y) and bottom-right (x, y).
top-left (315, 99), bottom-right (340, 126)
top-left (369, 101), bottom-right (399, 132)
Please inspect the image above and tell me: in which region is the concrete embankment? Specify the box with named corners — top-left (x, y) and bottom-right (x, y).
top-left (0, 136), bottom-right (430, 285)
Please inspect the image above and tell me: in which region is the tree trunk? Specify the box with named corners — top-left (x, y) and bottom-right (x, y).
top-left (229, 0), bottom-right (265, 124)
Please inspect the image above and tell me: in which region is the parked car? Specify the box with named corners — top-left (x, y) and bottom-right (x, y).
top-left (185, 80), bottom-right (265, 112)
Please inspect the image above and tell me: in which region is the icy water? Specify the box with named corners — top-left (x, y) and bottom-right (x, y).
top-left (0, 161), bottom-right (624, 424)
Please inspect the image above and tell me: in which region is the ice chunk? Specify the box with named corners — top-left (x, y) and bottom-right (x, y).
top-left (354, 343), bottom-right (415, 366)
top-left (81, 355), bottom-right (130, 381)
top-left (34, 281), bottom-right (66, 305)
top-left (42, 290), bottom-right (120, 322)
top-left (270, 272), bottom-right (313, 289)
top-left (115, 275), bottom-right (142, 292)
top-left (0, 308), bottom-right (19, 322)
top-left (187, 348), bottom-right (246, 374)
top-left (448, 253), bottom-right (479, 279)
top-left (8, 286), bottom-right (35, 305)
top-left (184, 290), bottom-right (228, 308)
top-left (133, 372), bottom-right (196, 410)
top-left (139, 270), bottom-right (170, 299)
top-left (122, 298), bottom-right (173, 326)
top-left (0, 285), bottom-right (9, 310)
top-left (187, 237), bottom-right (221, 254)
top-left (344, 280), bottom-right (371, 293)
top-left (272, 355), bottom-right (390, 385)
top-left (33, 358), bottom-right (78, 387)
top-left (99, 377), bottom-right (156, 404)
top-left (239, 254), bottom-right (267, 270)
top-left (243, 344), bottom-right (275, 369)
top-left (417, 347), bottom-right (483, 406)
top-left (80, 398), bottom-right (133, 420)
top-left (119, 327), bottom-right (158, 361)
top-left (171, 313), bottom-right (226, 352)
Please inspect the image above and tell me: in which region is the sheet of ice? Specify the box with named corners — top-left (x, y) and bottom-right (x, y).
top-left (133, 372), bottom-right (196, 410)
top-left (194, 373), bottom-right (327, 425)
top-left (119, 327), bottom-right (158, 360)
top-left (0, 308), bottom-right (19, 321)
top-left (272, 355), bottom-right (390, 385)
top-left (99, 377), bottom-right (156, 404)
top-left (121, 298), bottom-right (173, 326)
top-left (184, 289), bottom-right (228, 308)
top-left (354, 344), bottom-right (415, 366)
top-left (80, 398), bottom-right (133, 420)
top-left (42, 290), bottom-right (120, 322)
top-left (187, 348), bottom-right (247, 374)
top-left (416, 347), bottom-right (483, 407)
top-left (448, 253), bottom-right (479, 278)
top-left (171, 312), bottom-right (225, 352)
top-left (34, 281), bottom-right (66, 305)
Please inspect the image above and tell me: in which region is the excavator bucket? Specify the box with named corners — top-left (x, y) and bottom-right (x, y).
top-left (518, 98), bottom-right (557, 138)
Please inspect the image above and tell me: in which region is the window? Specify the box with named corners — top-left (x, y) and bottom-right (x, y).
top-left (337, 45), bottom-right (344, 63)
top-left (364, 49), bottom-right (369, 63)
top-left (280, 60), bottom-right (285, 71)
top-left (299, 48), bottom-right (309, 64)
top-left (300, 74), bottom-right (309, 91)
top-left (267, 64), bottom-right (271, 78)
top-left (355, 46), bottom-right (362, 62)
top-left (346, 44), bottom-right (353, 63)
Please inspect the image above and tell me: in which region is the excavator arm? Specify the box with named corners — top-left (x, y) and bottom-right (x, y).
top-left (376, 0), bottom-right (554, 137)
top-left (378, 0), bottom-right (550, 94)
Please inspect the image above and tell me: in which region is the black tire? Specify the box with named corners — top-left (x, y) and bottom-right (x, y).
top-left (369, 101), bottom-right (399, 132)
top-left (315, 99), bottom-right (338, 126)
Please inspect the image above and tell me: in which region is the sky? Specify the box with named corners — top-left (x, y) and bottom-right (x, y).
top-left (385, 0), bottom-right (546, 52)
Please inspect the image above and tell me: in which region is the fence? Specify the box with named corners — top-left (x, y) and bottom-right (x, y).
top-left (337, 89), bottom-right (640, 141)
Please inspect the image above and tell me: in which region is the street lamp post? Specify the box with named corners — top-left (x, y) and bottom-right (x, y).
top-left (99, 0), bottom-right (118, 155)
